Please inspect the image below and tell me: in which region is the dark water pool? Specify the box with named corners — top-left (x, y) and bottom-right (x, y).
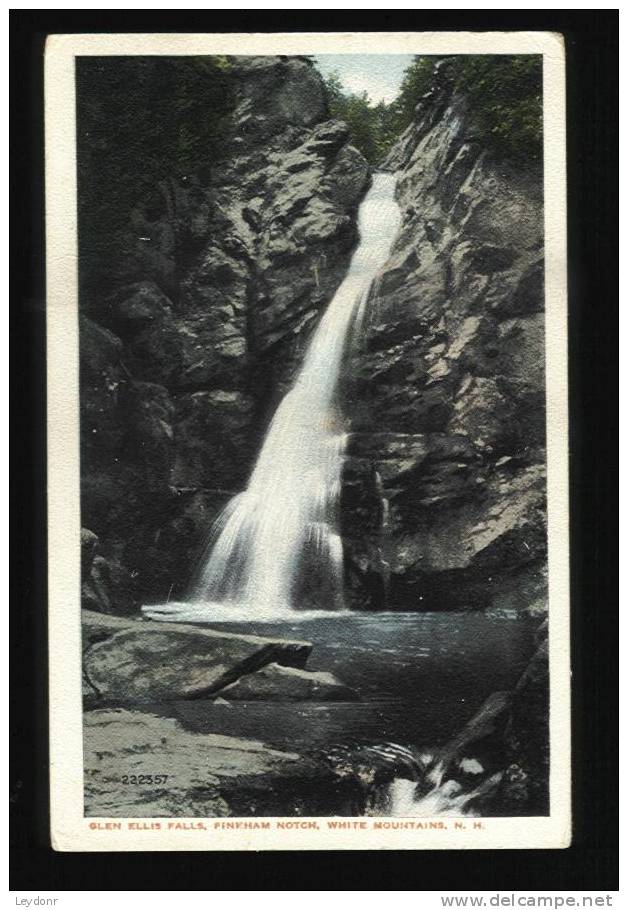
top-left (159, 611), bottom-right (538, 753)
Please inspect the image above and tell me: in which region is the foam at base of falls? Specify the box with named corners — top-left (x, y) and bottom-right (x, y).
top-left (142, 601), bottom-right (354, 624)
top-left (375, 769), bottom-right (504, 818)
top-left (187, 173), bottom-right (402, 619)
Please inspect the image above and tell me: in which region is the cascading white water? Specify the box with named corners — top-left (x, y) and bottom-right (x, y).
top-left (172, 174), bottom-right (401, 621)
top-left (379, 768), bottom-right (504, 818)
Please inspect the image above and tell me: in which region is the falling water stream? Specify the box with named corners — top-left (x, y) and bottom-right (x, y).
top-left (147, 173), bottom-right (401, 622)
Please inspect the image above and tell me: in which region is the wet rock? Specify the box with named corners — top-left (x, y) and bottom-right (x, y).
top-left (327, 742), bottom-right (427, 803)
top-left (325, 143), bottom-right (372, 208)
top-left (146, 488), bottom-right (235, 602)
top-left (388, 465), bottom-right (547, 611)
top-left (343, 428), bottom-right (546, 611)
top-left (492, 762), bottom-right (532, 814)
top-left (485, 561), bottom-right (548, 618)
top-left (249, 125), bottom-right (369, 387)
top-left (82, 610), bottom-right (312, 706)
top-left (221, 663), bottom-right (358, 702)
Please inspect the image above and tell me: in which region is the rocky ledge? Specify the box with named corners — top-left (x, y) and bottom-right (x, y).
top-left (84, 709), bottom-right (357, 817)
top-left (83, 707), bottom-right (424, 818)
top-left (82, 610), bottom-right (356, 708)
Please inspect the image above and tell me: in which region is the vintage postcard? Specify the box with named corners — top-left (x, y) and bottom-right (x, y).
top-left (46, 31), bottom-right (569, 851)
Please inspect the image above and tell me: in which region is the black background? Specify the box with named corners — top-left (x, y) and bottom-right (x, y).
top-left (11, 9), bottom-right (618, 891)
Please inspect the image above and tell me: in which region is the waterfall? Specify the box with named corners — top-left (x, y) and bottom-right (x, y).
top-left (164, 174), bottom-right (401, 621)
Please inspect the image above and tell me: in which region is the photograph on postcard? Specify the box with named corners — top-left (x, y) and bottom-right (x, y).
top-left (45, 32), bottom-right (569, 850)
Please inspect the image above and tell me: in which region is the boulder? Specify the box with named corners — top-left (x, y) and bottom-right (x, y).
top-left (82, 610), bottom-right (311, 705)
top-left (105, 280), bottom-right (173, 333)
top-left (220, 663), bottom-right (358, 701)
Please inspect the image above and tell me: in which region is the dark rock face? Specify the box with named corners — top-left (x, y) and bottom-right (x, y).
top-left (502, 634), bottom-right (549, 813)
top-left (392, 632), bottom-right (549, 816)
top-left (79, 56), bottom-right (369, 611)
top-left (342, 60), bottom-right (546, 614)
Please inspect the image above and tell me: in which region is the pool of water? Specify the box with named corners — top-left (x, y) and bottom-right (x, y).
top-left (157, 611), bottom-right (538, 753)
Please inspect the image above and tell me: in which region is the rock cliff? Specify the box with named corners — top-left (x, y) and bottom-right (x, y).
top-left (79, 56), bottom-right (369, 611)
top-left (80, 56), bottom-right (546, 618)
top-left (341, 60), bottom-right (547, 614)
top-left (78, 56), bottom-right (549, 819)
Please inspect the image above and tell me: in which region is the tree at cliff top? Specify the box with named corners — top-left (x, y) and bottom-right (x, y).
top-left (451, 55), bottom-right (543, 161)
top-left (323, 72), bottom-right (383, 164)
top-left (322, 55), bottom-right (542, 166)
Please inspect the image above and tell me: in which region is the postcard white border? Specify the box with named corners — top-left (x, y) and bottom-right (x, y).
top-left (46, 30), bottom-right (569, 852)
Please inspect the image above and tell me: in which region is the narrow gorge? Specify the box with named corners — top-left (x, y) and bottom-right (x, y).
top-left (78, 54), bottom-right (548, 819)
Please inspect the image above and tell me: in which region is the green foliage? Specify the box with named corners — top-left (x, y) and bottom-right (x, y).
top-left (450, 56), bottom-right (543, 161)
top-left (321, 55), bottom-right (542, 167)
top-left (387, 56), bottom-right (438, 136)
top-left (76, 56), bottom-right (234, 293)
top-left (323, 73), bottom-right (383, 164)
top-left (323, 58), bottom-right (437, 164)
